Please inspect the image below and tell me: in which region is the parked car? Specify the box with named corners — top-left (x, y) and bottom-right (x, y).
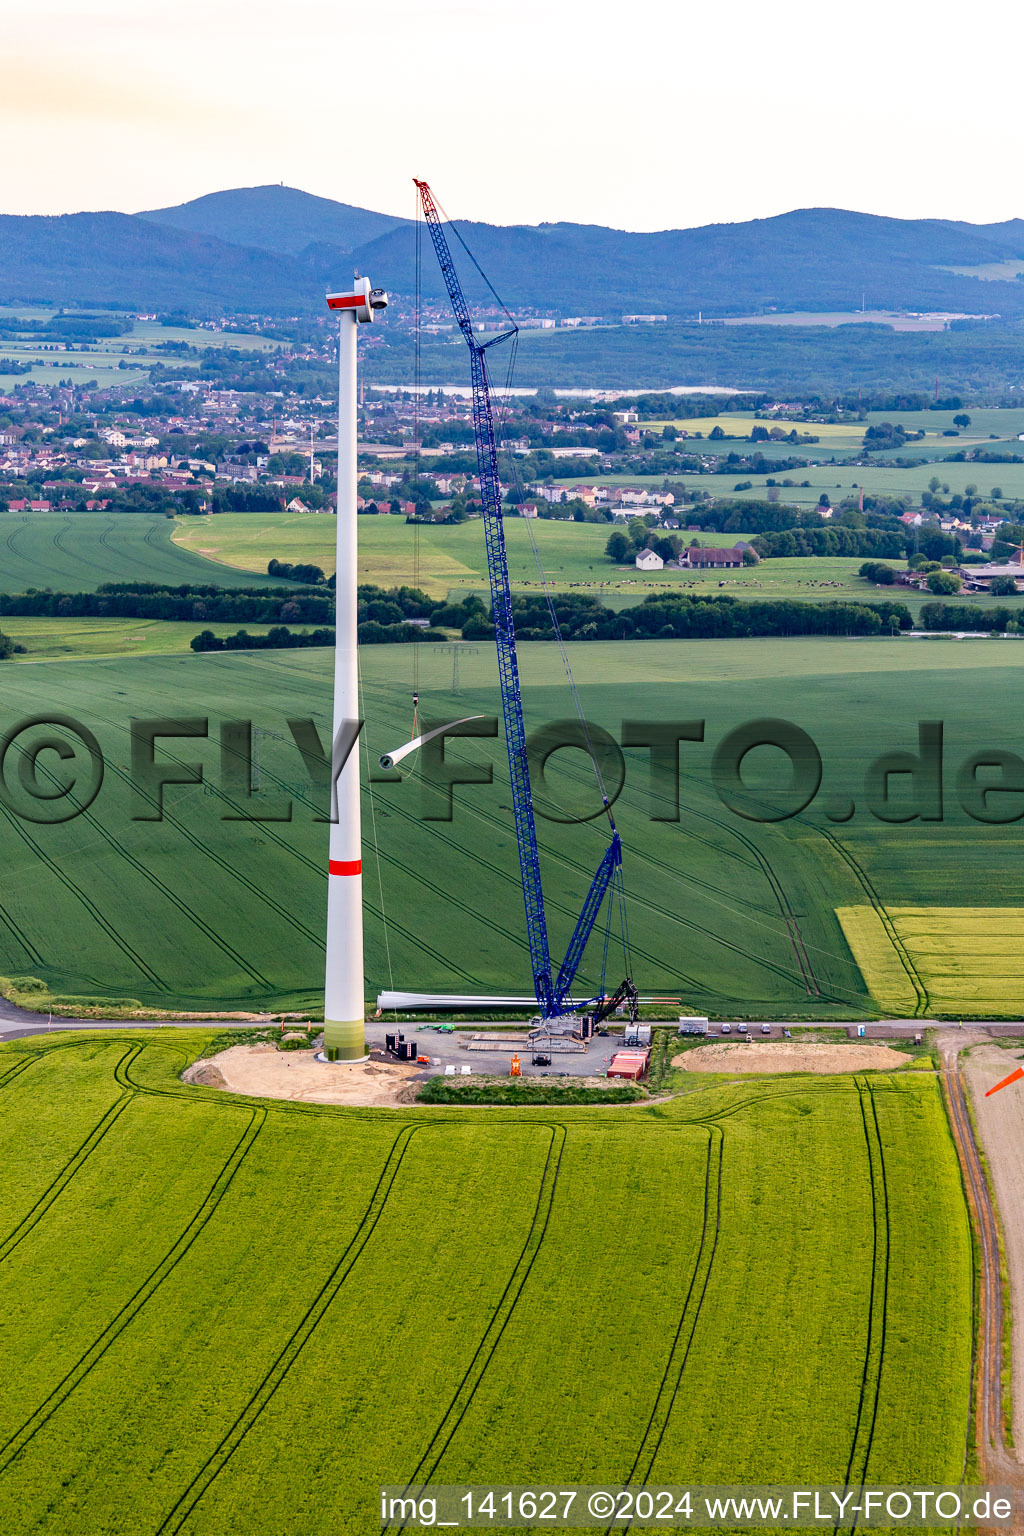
top-left (761, 1024), bottom-right (771, 1036)
top-left (721, 1023), bottom-right (732, 1035)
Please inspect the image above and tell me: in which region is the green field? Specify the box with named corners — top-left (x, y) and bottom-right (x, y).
top-left (550, 404), bottom-right (1024, 507)
top-left (0, 315), bottom-right (277, 388)
top-left (2, 636), bottom-right (1024, 1017)
top-left (175, 512), bottom-right (883, 604)
top-left (171, 510), bottom-right (1024, 619)
top-left (0, 514), bottom-right (292, 593)
top-left (2, 618), bottom-right (284, 662)
top-left (0, 1032), bottom-right (972, 1532)
top-left (174, 512), bottom-right (637, 598)
top-left (580, 460), bottom-right (1024, 512)
top-left (840, 905), bottom-right (1024, 1016)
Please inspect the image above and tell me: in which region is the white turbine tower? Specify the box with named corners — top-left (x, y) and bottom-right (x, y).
top-left (322, 275), bottom-right (387, 1061)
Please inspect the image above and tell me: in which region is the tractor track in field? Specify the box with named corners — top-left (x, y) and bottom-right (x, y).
top-left (0, 887), bottom-right (44, 967)
top-left (0, 1103), bottom-right (265, 1478)
top-left (0, 1043), bottom-right (142, 1270)
top-left (154, 1123), bottom-right (419, 1536)
top-left (616, 1123), bottom-right (723, 1505)
top-left (941, 1046), bottom-right (1019, 1491)
top-left (586, 748), bottom-right (824, 999)
top-left (0, 1051), bottom-right (41, 1090)
top-left (840, 1081), bottom-right (891, 1530)
top-left (814, 826), bottom-right (930, 1017)
top-left (691, 1081), bottom-right (838, 1123)
top-left (0, 802), bottom-right (167, 987)
top-left (52, 522), bottom-right (107, 581)
top-left (144, 522), bottom-right (172, 557)
top-left (3, 730), bottom-right (280, 992)
top-left (3, 520), bottom-right (25, 561)
top-left (389, 1124), bottom-right (568, 1530)
top-left (109, 716), bottom-right (685, 996)
top-left (367, 760), bottom-right (739, 998)
top-left (668, 771), bottom-right (822, 999)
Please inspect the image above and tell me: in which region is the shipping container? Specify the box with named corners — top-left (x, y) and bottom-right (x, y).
top-left (608, 1049), bottom-right (649, 1081)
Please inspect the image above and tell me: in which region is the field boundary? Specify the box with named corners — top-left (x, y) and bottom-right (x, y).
top-left (816, 832), bottom-right (928, 1016)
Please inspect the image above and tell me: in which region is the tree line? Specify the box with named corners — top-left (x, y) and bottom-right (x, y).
top-left (191, 622), bottom-right (450, 651)
top-left (459, 591), bottom-right (912, 641)
top-left (0, 578), bottom-right (446, 630)
top-left (751, 527), bottom-right (905, 559)
top-left (267, 558), bottom-right (330, 586)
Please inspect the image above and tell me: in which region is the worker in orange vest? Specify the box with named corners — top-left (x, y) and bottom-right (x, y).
top-left (510, 1054), bottom-right (521, 1077)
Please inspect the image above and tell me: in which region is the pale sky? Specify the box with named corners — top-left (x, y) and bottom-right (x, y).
top-left (2, 0), bottom-right (1020, 231)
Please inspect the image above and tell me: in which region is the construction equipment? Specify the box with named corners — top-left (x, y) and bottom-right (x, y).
top-left (584, 977), bottom-right (640, 1032)
top-left (414, 178), bottom-right (633, 1028)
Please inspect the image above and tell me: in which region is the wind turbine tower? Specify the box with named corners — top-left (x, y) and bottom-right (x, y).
top-left (322, 275), bottom-right (387, 1060)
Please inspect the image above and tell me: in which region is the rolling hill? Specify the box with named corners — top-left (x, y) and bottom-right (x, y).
top-left (140, 184), bottom-right (407, 258)
top-left (0, 211), bottom-right (314, 313)
top-left (1, 185), bottom-right (1024, 325)
top-left (349, 205), bottom-right (1024, 318)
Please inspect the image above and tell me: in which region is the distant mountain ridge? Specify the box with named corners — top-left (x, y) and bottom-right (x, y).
top-left (140, 184), bottom-right (408, 257)
top-left (348, 205), bottom-right (1024, 318)
top-left (0, 210), bottom-right (314, 311)
top-left (0, 184), bottom-right (1022, 321)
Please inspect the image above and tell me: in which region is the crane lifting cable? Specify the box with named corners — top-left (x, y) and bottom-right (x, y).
top-left (411, 176), bottom-right (634, 1025)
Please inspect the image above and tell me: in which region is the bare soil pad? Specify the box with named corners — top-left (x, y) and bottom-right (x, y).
top-left (672, 1041), bottom-right (911, 1074)
top-left (184, 1044), bottom-right (422, 1106)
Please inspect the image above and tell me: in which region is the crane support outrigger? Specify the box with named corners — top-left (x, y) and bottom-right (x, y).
top-left (414, 178), bottom-right (636, 1033)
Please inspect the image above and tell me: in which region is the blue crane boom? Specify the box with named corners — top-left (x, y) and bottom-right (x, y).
top-left (414, 178), bottom-right (626, 1020)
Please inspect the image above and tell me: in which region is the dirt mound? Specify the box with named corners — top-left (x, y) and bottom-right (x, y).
top-left (182, 1060), bottom-right (228, 1089)
top-left (672, 1041), bottom-right (911, 1074)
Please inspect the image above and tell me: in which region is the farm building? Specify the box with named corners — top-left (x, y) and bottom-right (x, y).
top-left (682, 546), bottom-right (743, 569)
top-left (959, 563), bottom-right (1024, 591)
top-left (636, 549), bottom-right (663, 571)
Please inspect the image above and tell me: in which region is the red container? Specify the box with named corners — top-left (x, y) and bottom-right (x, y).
top-left (607, 1049), bottom-right (648, 1081)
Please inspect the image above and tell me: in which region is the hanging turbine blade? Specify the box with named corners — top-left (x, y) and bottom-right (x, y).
top-left (378, 716), bottom-right (485, 771)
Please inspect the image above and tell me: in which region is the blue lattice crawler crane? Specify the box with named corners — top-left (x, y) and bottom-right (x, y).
top-left (414, 179), bottom-right (636, 1046)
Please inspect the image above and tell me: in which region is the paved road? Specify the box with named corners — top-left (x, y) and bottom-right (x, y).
top-left (0, 995), bottom-right (249, 1043)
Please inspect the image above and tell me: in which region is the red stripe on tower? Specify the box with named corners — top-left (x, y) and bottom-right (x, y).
top-left (329, 859), bottom-right (362, 876)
